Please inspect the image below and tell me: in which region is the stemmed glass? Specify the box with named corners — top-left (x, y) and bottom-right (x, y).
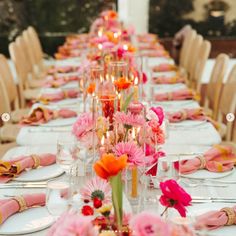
top-left (46, 179), bottom-right (72, 219)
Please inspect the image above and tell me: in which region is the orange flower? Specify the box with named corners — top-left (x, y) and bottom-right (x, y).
top-left (114, 77), bottom-right (131, 91)
top-left (87, 82), bottom-right (96, 94)
top-left (94, 153), bottom-right (127, 179)
top-left (108, 10), bottom-right (117, 19)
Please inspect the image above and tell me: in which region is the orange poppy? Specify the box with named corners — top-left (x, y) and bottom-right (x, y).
top-left (114, 77), bottom-right (131, 91)
top-left (87, 82), bottom-right (96, 94)
top-left (108, 10), bottom-right (117, 19)
top-left (94, 153), bottom-right (127, 179)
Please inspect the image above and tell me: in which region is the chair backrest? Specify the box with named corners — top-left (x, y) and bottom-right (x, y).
top-left (193, 40), bottom-right (211, 93)
top-left (9, 41), bottom-right (29, 107)
top-left (0, 77), bottom-right (11, 115)
top-left (205, 53), bottom-right (229, 118)
top-left (218, 64), bottom-right (236, 141)
top-left (22, 30), bottom-right (37, 73)
top-left (179, 29), bottom-right (197, 68)
top-left (0, 54), bottom-right (18, 107)
top-left (188, 34), bottom-right (204, 80)
top-left (27, 26), bottom-right (44, 65)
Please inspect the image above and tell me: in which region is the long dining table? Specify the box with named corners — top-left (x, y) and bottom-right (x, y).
top-left (1, 35), bottom-right (236, 236)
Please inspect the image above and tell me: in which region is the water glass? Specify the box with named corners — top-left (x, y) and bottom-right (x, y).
top-left (57, 134), bottom-right (79, 174)
top-left (157, 155), bottom-right (180, 182)
top-left (46, 180), bottom-right (72, 218)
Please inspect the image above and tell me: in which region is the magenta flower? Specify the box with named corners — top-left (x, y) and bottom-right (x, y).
top-left (80, 177), bottom-right (111, 203)
top-left (114, 111), bottom-right (145, 128)
top-left (147, 106), bottom-right (164, 125)
top-left (159, 179), bottom-right (192, 217)
top-left (130, 211), bottom-right (170, 236)
top-left (113, 142), bottom-right (145, 166)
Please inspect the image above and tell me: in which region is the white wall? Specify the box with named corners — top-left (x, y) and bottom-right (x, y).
top-left (118, 0), bottom-right (149, 34)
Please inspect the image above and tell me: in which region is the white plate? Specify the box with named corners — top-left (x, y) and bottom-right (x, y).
top-left (0, 207), bottom-right (54, 235)
top-left (41, 117), bottom-right (77, 127)
top-left (170, 120), bottom-right (207, 128)
top-left (3, 146), bottom-right (64, 182)
top-left (49, 97), bottom-right (81, 106)
top-left (182, 168), bottom-right (235, 179)
top-left (190, 203), bottom-right (236, 236)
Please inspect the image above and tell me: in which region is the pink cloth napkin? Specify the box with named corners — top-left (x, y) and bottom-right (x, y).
top-left (0, 193), bottom-right (45, 225)
top-left (195, 205), bottom-right (236, 230)
top-left (152, 63), bottom-right (178, 72)
top-left (180, 145), bottom-right (236, 175)
top-left (155, 89), bottom-right (197, 101)
top-left (44, 75), bottom-right (79, 88)
top-left (0, 154), bottom-right (56, 183)
top-left (141, 50), bottom-right (169, 58)
top-left (39, 89), bottom-right (79, 103)
top-left (20, 107), bottom-right (77, 125)
top-left (167, 108), bottom-right (206, 122)
top-left (47, 66), bottom-right (78, 74)
top-left (152, 75), bottom-right (185, 84)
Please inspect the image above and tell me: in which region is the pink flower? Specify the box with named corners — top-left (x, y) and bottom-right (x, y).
top-left (72, 112), bottom-right (94, 139)
top-left (159, 180), bottom-right (192, 217)
top-left (113, 142), bottom-right (145, 166)
top-left (114, 111), bottom-right (145, 128)
top-left (47, 211), bottom-right (98, 236)
top-left (102, 41), bottom-right (115, 49)
top-left (80, 177), bottom-right (111, 203)
top-left (142, 72), bottom-right (148, 84)
top-left (130, 211), bottom-right (170, 236)
top-left (147, 107), bottom-right (164, 125)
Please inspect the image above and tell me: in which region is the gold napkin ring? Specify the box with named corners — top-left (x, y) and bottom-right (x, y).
top-left (197, 155), bottom-right (206, 169)
top-left (167, 92), bottom-right (172, 101)
top-left (181, 110), bottom-right (187, 120)
top-left (13, 196), bottom-right (27, 212)
top-left (221, 207), bottom-right (236, 226)
top-left (31, 155), bottom-right (40, 169)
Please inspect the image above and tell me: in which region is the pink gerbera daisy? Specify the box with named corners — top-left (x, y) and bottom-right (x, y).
top-left (113, 141), bottom-right (145, 166)
top-left (114, 111), bottom-right (145, 128)
top-left (80, 177), bottom-right (111, 203)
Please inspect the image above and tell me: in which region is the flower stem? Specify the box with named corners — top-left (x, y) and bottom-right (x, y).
top-left (123, 128), bottom-right (129, 142)
top-left (160, 207), bottom-right (169, 217)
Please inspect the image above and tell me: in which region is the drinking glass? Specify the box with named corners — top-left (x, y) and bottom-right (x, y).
top-left (46, 179), bottom-right (72, 218)
top-left (57, 134), bottom-right (79, 174)
top-left (157, 155), bottom-right (180, 182)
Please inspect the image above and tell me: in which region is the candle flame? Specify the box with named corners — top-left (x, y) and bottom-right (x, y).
top-left (113, 32), bottom-right (118, 38)
top-left (98, 29), bottom-right (103, 37)
top-left (134, 77), bottom-right (139, 85)
top-left (101, 135), bottom-right (105, 145)
top-left (98, 44), bottom-right (103, 50)
top-left (132, 128), bottom-right (136, 140)
top-left (100, 75), bottom-right (103, 82)
top-left (123, 44), bottom-right (128, 51)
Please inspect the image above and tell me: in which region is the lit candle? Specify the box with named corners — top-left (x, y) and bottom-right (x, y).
top-left (131, 166), bottom-right (138, 198)
top-left (131, 127), bottom-right (138, 198)
top-left (99, 135), bottom-right (106, 157)
top-left (133, 77), bottom-right (139, 101)
top-left (118, 93), bottom-right (123, 110)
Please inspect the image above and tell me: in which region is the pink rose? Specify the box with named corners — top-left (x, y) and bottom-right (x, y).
top-left (159, 180), bottom-right (192, 217)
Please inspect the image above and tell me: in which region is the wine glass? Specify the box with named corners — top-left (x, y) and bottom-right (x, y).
top-left (46, 179), bottom-right (72, 218)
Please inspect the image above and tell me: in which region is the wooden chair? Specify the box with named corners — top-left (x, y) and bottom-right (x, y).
top-left (0, 78), bottom-right (20, 142)
top-left (217, 64), bottom-right (236, 141)
top-left (27, 26), bottom-right (46, 72)
top-left (17, 35), bottom-right (44, 88)
top-left (179, 29), bottom-right (197, 69)
top-left (188, 34), bottom-right (204, 81)
top-left (9, 41), bottom-right (40, 108)
top-left (0, 54), bottom-right (30, 122)
top-left (0, 142), bottom-right (17, 158)
top-left (204, 54), bottom-right (229, 119)
top-left (192, 40), bottom-right (211, 93)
